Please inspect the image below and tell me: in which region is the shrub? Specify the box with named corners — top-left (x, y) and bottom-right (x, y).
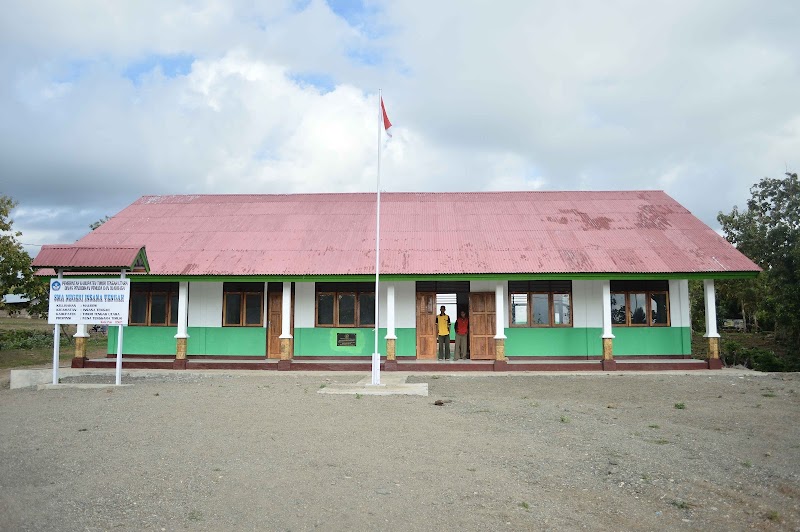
top-left (720, 341), bottom-right (787, 371)
top-left (751, 348), bottom-right (786, 372)
top-left (0, 329), bottom-right (58, 350)
top-left (720, 339), bottom-right (745, 367)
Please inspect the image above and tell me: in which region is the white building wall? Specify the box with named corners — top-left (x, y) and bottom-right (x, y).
top-left (470, 280), bottom-right (509, 327)
top-left (669, 279), bottom-right (691, 328)
top-left (294, 282), bottom-right (315, 328)
top-left (393, 281), bottom-right (416, 328)
top-left (571, 280), bottom-right (598, 328)
top-left (294, 281), bottom-right (416, 329)
top-left (187, 282), bottom-right (222, 327)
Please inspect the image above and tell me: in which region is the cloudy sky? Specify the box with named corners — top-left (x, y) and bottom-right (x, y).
top-left (2, 0), bottom-right (799, 256)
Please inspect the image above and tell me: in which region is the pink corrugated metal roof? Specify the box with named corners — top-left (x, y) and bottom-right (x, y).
top-left (51, 191), bottom-right (760, 276)
top-left (32, 245), bottom-right (147, 270)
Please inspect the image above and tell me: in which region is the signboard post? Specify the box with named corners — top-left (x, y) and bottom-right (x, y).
top-left (48, 277), bottom-right (130, 385)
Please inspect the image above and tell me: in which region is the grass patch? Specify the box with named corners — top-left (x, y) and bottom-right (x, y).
top-left (674, 402), bottom-right (686, 410)
top-left (648, 424), bottom-right (660, 429)
top-left (0, 318), bottom-right (107, 369)
top-left (560, 415), bottom-right (570, 424)
top-left (519, 501), bottom-right (530, 510)
top-left (762, 392), bottom-right (776, 397)
top-left (187, 510), bottom-right (203, 521)
top-left (766, 510), bottom-right (780, 522)
top-left (670, 499), bottom-right (694, 510)
top-left (355, 393), bottom-right (362, 399)
top-left (652, 438), bottom-right (670, 445)
top-left (741, 460), bottom-right (752, 468)
top-left (319, 383), bottom-right (327, 389)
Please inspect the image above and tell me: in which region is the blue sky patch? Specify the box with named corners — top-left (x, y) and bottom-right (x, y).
top-left (346, 46), bottom-right (383, 66)
top-left (327, 0), bottom-right (366, 25)
top-left (123, 53), bottom-right (195, 85)
top-left (290, 71), bottom-right (336, 93)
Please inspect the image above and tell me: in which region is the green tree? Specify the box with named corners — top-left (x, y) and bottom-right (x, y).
top-left (0, 195), bottom-right (48, 316)
top-left (90, 216), bottom-right (110, 230)
top-left (717, 172), bottom-right (800, 344)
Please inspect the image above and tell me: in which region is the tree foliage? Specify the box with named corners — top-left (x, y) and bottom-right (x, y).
top-left (717, 172), bottom-right (800, 344)
top-left (90, 216), bottom-right (110, 230)
top-left (0, 195), bottom-right (48, 317)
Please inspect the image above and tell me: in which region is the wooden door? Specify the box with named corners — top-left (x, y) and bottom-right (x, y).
top-left (267, 291), bottom-right (282, 359)
top-left (416, 292), bottom-right (437, 359)
top-left (469, 292), bottom-right (496, 360)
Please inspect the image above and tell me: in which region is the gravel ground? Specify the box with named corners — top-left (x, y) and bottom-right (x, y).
top-left (1, 370), bottom-right (799, 531)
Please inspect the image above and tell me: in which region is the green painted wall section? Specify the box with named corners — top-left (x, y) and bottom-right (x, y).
top-left (186, 327), bottom-right (266, 356)
top-left (505, 328), bottom-right (603, 357)
top-left (109, 325), bottom-right (690, 357)
top-left (107, 326), bottom-right (177, 355)
top-left (293, 328), bottom-right (416, 357)
top-left (505, 327), bottom-right (691, 357)
top-left (108, 326), bottom-right (267, 356)
top-left (611, 327), bottom-right (691, 356)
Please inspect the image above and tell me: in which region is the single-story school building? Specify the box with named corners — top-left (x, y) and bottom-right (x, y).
top-left (33, 191), bottom-right (760, 371)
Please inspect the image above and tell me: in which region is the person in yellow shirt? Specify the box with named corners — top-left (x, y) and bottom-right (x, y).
top-left (436, 306), bottom-right (451, 361)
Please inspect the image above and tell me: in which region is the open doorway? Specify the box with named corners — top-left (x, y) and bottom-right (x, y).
top-left (436, 293), bottom-right (456, 358)
top-left (416, 282), bottom-right (470, 359)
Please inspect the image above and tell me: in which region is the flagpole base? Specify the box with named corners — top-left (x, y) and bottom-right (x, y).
top-left (371, 352), bottom-right (381, 385)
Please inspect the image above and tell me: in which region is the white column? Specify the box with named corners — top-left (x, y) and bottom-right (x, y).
top-left (74, 323), bottom-right (89, 339)
top-left (115, 270), bottom-right (126, 386)
top-left (52, 269), bottom-right (63, 385)
top-left (494, 282), bottom-right (507, 339)
top-left (174, 281), bottom-right (189, 338)
top-left (385, 283), bottom-right (396, 340)
top-left (280, 281), bottom-right (292, 339)
top-left (263, 282), bottom-right (269, 328)
top-left (703, 279), bottom-right (720, 338)
top-left (601, 280), bottom-right (614, 339)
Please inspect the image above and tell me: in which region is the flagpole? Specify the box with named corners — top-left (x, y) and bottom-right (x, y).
top-left (371, 89), bottom-right (383, 386)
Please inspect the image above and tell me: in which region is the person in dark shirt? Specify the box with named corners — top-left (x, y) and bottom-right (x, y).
top-left (454, 310), bottom-right (469, 360)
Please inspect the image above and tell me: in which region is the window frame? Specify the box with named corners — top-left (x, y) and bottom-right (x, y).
top-left (128, 283), bottom-right (180, 327)
top-left (508, 291), bottom-right (574, 328)
top-left (222, 283), bottom-right (264, 327)
top-left (315, 284), bottom-right (376, 328)
top-left (610, 290), bottom-right (671, 327)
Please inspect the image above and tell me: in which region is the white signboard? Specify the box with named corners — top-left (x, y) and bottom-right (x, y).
top-left (48, 278), bottom-right (130, 325)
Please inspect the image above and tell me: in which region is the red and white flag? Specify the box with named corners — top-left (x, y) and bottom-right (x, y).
top-left (381, 97), bottom-right (392, 137)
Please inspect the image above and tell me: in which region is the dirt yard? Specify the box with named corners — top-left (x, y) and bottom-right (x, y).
top-left (1, 370), bottom-right (798, 531)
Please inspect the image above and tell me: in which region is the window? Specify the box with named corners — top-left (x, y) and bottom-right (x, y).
top-left (223, 283), bottom-right (264, 327)
top-left (510, 293), bottom-right (528, 325)
top-left (316, 282), bottom-right (375, 327)
top-left (508, 281), bottom-right (573, 327)
top-left (610, 281), bottom-right (670, 327)
top-left (129, 283), bottom-right (180, 326)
